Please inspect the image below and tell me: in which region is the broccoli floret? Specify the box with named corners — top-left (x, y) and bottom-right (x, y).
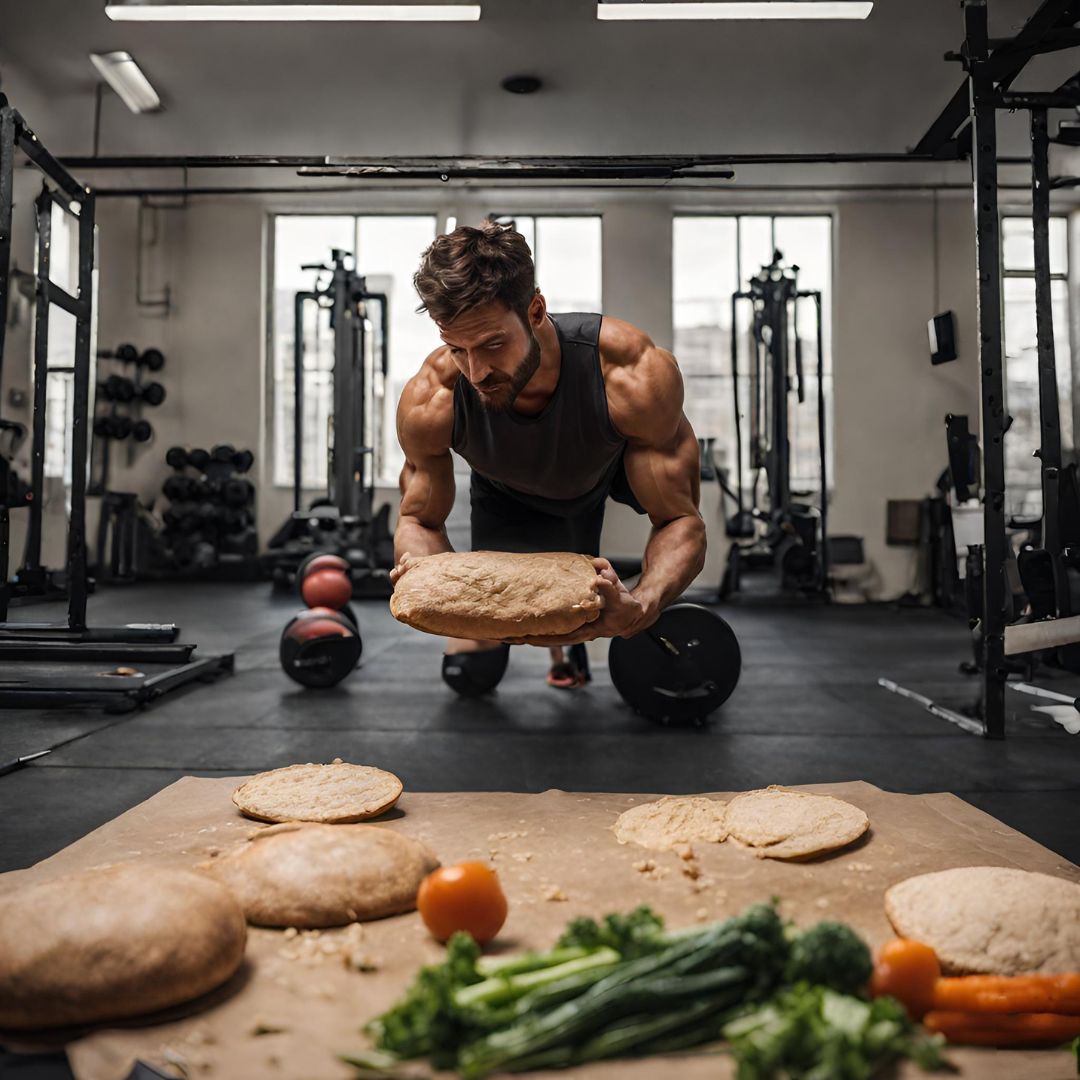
top-left (556, 905), bottom-right (665, 958)
top-left (786, 921), bottom-right (873, 996)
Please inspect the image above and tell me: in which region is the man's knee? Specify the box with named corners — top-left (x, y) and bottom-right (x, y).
top-left (442, 644), bottom-right (511, 697)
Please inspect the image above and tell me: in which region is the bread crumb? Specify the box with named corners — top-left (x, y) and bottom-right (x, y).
top-left (251, 1019), bottom-right (287, 1037)
top-left (815, 897), bottom-right (830, 909)
top-left (632, 859), bottom-right (656, 873)
top-left (511, 852), bottom-right (533, 862)
top-left (847, 862), bottom-right (874, 873)
top-left (543, 885), bottom-right (568, 902)
top-left (695, 908), bottom-right (710, 921)
top-left (283, 927), bottom-right (299, 940)
top-left (344, 950), bottom-right (380, 972)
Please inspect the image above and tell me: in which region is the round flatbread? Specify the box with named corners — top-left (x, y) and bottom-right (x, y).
top-left (0, 864), bottom-right (247, 1030)
top-left (613, 796), bottom-right (728, 850)
top-left (885, 866), bottom-right (1080, 975)
top-left (199, 822), bottom-right (439, 928)
top-left (725, 786), bottom-right (869, 860)
top-left (390, 550), bottom-right (601, 640)
top-left (231, 761), bottom-right (403, 824)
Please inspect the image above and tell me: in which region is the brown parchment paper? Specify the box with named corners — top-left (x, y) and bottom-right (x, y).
top-left (2, 779), bottom-right (1078, 1080)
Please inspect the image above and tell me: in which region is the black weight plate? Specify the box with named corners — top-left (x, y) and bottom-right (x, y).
top-left (609, 602), bottom-right (741, 723)
top-left (280, 611), bottom-right (362, 688)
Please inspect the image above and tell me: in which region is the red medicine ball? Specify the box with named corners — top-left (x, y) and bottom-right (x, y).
top-left (301, 568), bottom-right (352, 610)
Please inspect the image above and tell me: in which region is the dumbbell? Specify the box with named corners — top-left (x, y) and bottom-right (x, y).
top-left (222, 507), bottom-right (252, 534)
top-left (211, 443), bottom-right (237, 464)
top-left (232, 449), bottom-right (255, 473)
top-left (280, 608), bottom-right (362, 688)
top-left (163, 475), bottom-right (198, 502)
top-left (140, 347), bottom-right (165, 371)
top-left (132, 420), bottom-right (153, 442)
top-left (163, 502), bottom-right (199, 533)
top-left (93, 415), bottom-right (133, 440)
top-left (165, 446), bottom-right (188, 469)
top-left (188, 448), bottom-right (211, 471)
top-left (101, 375), bottom-right (166, 407)
top-left (223, 478), bottom-right (255, 507)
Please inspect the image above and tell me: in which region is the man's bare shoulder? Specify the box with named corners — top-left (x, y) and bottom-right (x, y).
top-left (397, 347), bottom-right (459, 454)
top-left (599, 317), bottom-right (683, 441)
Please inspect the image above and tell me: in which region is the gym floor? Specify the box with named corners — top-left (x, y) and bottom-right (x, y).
top-left (3, 581), bottom-right (1078, 874)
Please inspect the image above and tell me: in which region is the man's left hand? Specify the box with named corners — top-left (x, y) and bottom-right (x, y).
top-left (502, 558), bottom-right (654, 646)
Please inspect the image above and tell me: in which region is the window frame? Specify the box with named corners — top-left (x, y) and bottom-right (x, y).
top-left (671, 211), bottom-right (835, 499)
top-left (999, 211), bottom-right (1072, 519)
top-left (265, 210), bottom-right (442, 491)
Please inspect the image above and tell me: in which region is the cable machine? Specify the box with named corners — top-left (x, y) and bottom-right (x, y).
top-left (719, 251), bottom-right (829, 599)
top-left (265, 249), bottom-right (395, 595)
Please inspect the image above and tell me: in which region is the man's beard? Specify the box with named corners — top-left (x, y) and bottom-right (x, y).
top-left (476, 333), bottom-right (541, 413)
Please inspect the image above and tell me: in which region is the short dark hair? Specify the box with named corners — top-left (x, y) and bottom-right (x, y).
top-left (413, 221), bottom-right (536, 326)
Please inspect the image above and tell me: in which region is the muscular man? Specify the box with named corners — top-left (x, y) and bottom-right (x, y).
top-left (392, 221), bottom-right (705, 696)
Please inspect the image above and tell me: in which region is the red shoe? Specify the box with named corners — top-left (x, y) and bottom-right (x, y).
top-left (546, 662), bottom-right (587, 690)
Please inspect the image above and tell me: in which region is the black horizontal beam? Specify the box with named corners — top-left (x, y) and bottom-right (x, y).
top-left (60, 151), bottom-right (960, 174)
top-left (998, 90), bottom-right (1080, 109)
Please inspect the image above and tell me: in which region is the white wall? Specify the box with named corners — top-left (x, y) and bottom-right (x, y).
top-left (5, 180), bottom-right (1036, 600)
top-left (831, 198), bottom-right (981, 597)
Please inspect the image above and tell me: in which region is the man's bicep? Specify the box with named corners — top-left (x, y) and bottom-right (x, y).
top-left (622, 416), bottom-right (701, 527)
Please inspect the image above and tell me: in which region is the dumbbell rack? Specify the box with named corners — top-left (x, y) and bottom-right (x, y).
top-left (158, 445), bottom-right (258, 578)
top-left (0, 96), bottom-right (235, 713)
top-left (90, 344), bottom-right (167, 495)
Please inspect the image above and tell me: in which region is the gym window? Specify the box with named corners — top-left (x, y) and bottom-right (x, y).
top-left (1001, 214), bottom-right (1072, 520)
top-left (672, 214), bottom-right (833, 497)
top-left (487, 215), bottom-right (603, 312)
top-left (269, 214), bottom-right (438, 490)
top-left (41, 201), bottom-right (97, 496)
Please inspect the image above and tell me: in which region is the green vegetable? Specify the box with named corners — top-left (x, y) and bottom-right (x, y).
top-left (350, 904), bottom-right (946, 1080)
top-left (786, 921), bottom-right (873, 996)
top-left (363, 932), bottom-right (484, 1067)
top-left (1073, 1033), bottom-right (1079, 1074)
top-left (556, 904), bottom-right (667, 958)
top-left (723, 983), bottom-right (948, 1079)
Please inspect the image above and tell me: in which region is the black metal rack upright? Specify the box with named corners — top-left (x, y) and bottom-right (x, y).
top-left (901, 0), bottom-right (1080, 738)
top-left (0, 95), bottom-right (233, 709)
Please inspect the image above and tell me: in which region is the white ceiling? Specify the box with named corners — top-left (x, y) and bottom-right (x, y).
top-left (0, 0), bottom-right (1077, 178)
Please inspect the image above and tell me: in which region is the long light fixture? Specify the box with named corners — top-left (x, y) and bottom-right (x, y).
top-left (106, 3), bottom-right (481, 19)
top-left (598, 2), bottom-right (872, 19)
top-left (89, 51), bottom-right (162, 112)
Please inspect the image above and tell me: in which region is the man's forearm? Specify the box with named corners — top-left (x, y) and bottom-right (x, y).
top-left (394, 516), bottom-right (453, 562)
top-left (630, 514), bottom-right (707, 628)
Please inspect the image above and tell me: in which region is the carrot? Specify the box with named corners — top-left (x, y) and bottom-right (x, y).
top-left (931, 973), bottom-right (1080, 1015)
top-left (923, 1010), bottom-right (1080, 1047)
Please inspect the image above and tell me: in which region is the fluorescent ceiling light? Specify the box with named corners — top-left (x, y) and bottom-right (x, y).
top-left (598, 2), bottom-right (872, 19)
top-left (106, 3), bottom-right (481, 20)
top-left (89, 51), bottom-right (162, 113)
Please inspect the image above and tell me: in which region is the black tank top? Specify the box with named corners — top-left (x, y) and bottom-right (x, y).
top-left (451, 312), bottom-right (626, 518)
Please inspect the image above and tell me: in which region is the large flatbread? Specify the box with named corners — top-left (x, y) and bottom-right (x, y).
top-left (0, 865), bottom-right (246, 1030)
top-left (613, 796), bottom-right (728, 850)
top-left (199, 822), bottom-right (439, 928)
top-left (390, 550), bottom-right (601, 639)
top-left (231, 761), bottom-right (403, 824)
top-left (725, 786), bottom-right (869, 860)
top-left (885, 866), bottom-right (1080, 975)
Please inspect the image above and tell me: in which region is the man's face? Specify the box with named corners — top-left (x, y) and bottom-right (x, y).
top-left (439, 300), bottom-right (541, 412)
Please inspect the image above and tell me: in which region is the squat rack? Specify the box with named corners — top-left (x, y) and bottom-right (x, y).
top-left (0, 94), bottom-right (234, 709)
top-left (894, 0), bottom-right (1080, 739)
